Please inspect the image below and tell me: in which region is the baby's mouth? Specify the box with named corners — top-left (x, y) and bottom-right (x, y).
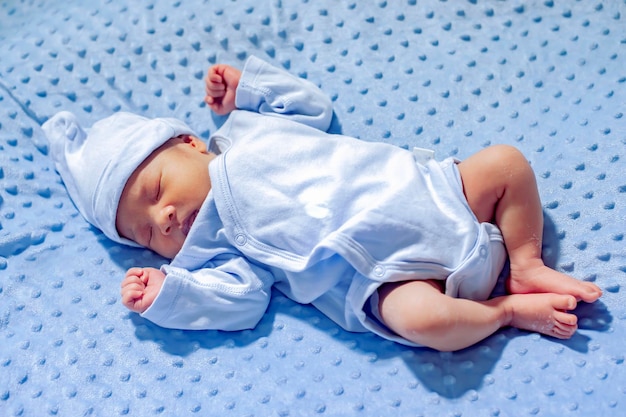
top-left (182, 210), bottom-right (198, 236)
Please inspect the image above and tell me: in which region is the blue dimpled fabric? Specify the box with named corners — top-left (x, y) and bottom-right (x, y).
top-left (0, 1), bottom-right (625, 416)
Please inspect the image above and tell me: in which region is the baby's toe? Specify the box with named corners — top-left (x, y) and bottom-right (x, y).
top-left (555, 310), bottom-right (578, 326)
top-left (552, 311), bottom-right (578, 338)
top-left (552, 326), bottom-right (576, 339)
top-left (580, 283), bottom-right (603, 303)
top-left (554, 294), bottom-right (577, 311)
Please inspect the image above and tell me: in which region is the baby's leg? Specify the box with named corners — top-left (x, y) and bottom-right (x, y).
top-left (457, 145), bottom-right (602, 303)
top-left (378, 280), bottom-right (578, 351)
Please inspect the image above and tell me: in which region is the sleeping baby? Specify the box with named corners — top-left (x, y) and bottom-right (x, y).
top-left (42, 56), bottom-right (601, 351)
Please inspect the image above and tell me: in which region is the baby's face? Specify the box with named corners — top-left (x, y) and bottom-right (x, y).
top-left (116, 135), bottom-right (216, 258)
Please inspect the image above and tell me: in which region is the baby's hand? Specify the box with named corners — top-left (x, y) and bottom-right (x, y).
top-left (120, 267), bottom-right (165, 314)
top-left (204, 64), bottom-right (241, 115)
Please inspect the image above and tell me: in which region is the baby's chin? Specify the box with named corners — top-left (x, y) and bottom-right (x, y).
top-left (154, 240), bottom-right (185, 260)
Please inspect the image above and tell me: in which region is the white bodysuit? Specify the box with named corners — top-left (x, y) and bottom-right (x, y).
top-left (141, 56), bottom-right (506, 346)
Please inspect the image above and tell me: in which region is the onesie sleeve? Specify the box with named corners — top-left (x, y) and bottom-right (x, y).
top-left (140, 254), bottom-right (274, 331)
top-left (234, 55), bottom-right (334, 131)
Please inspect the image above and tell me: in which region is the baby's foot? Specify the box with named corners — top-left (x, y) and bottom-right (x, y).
top-left (503, 293), bottom-right (578, 339)
top-left (507, 260), bottom-right (602, 303)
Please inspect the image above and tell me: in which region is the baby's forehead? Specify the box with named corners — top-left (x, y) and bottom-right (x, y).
top-left (124, 135), bottom-right (181, 183)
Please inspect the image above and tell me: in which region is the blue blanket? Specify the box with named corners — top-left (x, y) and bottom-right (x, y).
top-left (1, 1), bottom-right (624, 415)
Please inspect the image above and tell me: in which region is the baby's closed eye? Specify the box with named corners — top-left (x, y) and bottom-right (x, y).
top-left (154, 174), bottom-right (162, 201)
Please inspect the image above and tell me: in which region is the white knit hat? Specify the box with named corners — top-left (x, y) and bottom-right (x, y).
top-left (42, 111), bottom-right (197, 246)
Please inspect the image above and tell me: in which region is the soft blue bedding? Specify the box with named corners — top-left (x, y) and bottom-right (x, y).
top-left (1, 1), bottom-right (624, 415)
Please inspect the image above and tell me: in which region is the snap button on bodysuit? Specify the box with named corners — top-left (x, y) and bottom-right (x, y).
top-left (235, 233), bottom-right (247, 246)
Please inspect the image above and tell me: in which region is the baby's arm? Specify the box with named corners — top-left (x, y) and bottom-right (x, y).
top-left (204, 64), bottom-right (242, 115)
top-left (120, 267), bottom-right (166, 313)
top-left (205, 56), bottom-right (334, 131)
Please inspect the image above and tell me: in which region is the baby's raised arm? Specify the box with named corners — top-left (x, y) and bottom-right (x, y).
top-left (204, 64), bottom-right (242, 115)
top-left (120, 267), bottom-right (166, 313)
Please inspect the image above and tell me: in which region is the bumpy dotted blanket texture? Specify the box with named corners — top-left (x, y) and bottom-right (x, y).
top-left (0, 1), bottom-right (625, 416)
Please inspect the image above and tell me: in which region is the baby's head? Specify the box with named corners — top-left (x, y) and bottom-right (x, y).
top-left (43, 111), bottom-right (213, 258)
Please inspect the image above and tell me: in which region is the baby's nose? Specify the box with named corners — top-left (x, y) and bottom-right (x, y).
top-left (158, 205), bottom-right (176, 235)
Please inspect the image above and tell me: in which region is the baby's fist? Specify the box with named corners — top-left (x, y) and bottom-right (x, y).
top-left (204, 64), bottom-right (241, 115)
top-left (121, 267), bottom-right (165, 314)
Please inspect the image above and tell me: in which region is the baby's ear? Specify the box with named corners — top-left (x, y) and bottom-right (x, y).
top-left (183, 135), bottom-right (208, 153)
